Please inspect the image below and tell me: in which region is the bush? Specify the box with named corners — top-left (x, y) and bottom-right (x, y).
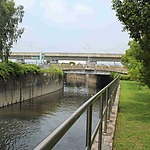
top-left (69, 61), bottom-right (75, 65)
top-left (110, 72), bottom-right (119, 79)
top-left (0, 62), bottom-right (64, 81)
top-left (21, 64), bottom-right (41, 74)
top-left (7, 62), bottom-right (24, 75)
top-left (0, 63), bottom-right (10, 80)
top-left (120, 74), bottom-right (131, 81)
top-left (43, 66), bottom-right (64, 78)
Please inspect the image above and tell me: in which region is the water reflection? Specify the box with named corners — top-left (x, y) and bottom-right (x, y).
top-left (0, 77), bottom-right (100, 150)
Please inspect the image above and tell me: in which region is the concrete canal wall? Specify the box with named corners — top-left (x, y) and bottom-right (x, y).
top-left (65, 74), bottom-right (97, 84)
top-left (0, 73), bottom-right (63, 107)
top-left (65, 73), bottom-right (111, 88)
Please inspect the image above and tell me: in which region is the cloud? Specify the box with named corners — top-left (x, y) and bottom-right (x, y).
top-left (14, 0), bottom-right (36, 10)
top-left (74, 4), bottom-right (94, 15)
top-left (40, 0), bottom-right (74, 23)
top-left (23, 25), bottom-right (35, 34)
top-left (40, 0), bottom-right (94, 24)
top-left (43, 0), bottom-right (65, 13)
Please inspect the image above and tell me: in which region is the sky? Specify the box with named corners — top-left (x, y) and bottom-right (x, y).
top-left (12, 0), bottom-right (130, 54)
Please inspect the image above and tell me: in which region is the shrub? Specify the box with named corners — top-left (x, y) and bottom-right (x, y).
top-left (43, 66), bottom-right (64, 78)
top-left (0, 62), bottom-right (64, 81)
top-left (110, 72), bottom-right (119, 79)
top-left (21, 64), bottom-right (41, 74)
top-left (120, 74), bottom-right (132, 81)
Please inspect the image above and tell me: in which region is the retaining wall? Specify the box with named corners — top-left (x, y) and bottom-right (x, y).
top-left (0, 73), bottom-right (63, 107)
top-left (65, 74), bottom-right (97, 83)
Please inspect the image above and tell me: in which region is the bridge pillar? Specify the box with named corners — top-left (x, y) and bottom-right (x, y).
top-left (86, 59), bottom-right (97, 65)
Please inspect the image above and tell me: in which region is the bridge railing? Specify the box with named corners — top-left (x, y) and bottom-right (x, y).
top-left (53, 64), bottom-right (127, 74)
top-left (34, 76), bottom-right (120, 150)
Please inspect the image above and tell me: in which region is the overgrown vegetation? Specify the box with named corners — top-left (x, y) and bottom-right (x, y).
top-left (113, 81), bottom-right (150, 150)
top-left (0, 62), bottom-right (64, 81)
top-left (110, 72), bottom-right (138, 81)
top-left (120, 74), bottom-right (131, 81)
top-left (69, 61), bottom-right (75, 65)
top-left (110, 72), bottom-right (119, 79)
top-left (110, 72), bottom-right (132, 81)
top-left (44, 65), bottom-right (64, 78)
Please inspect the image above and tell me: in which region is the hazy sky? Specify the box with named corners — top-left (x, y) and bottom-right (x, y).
top-left (13, 0), bottom-right (130, 54)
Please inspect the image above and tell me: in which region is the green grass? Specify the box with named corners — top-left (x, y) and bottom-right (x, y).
top-left (113, 81), bottom-right (150, 150)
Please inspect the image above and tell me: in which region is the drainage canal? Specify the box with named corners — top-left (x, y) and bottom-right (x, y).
top-left (0, 74), bottom-right (111, 150)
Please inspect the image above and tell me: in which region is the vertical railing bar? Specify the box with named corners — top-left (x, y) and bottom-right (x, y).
top-left (111, 90), bottom-right (115, 106)
top-left (112, 83), bottom-right (116, 104)
top-left (104, 89), bottom-right (108, 133)
top-left (107, 87), bottom-right (111, 120)
top-left (98, 95), bottom-right (103, 150)
top-left (113, 85), bottom-right (117, 103)
top-left (108, 94), bottom-right (111, 120)
top-left (113, 88), bottom-right (116, 103)
top-left (86, 104), bottom-right (93, 150)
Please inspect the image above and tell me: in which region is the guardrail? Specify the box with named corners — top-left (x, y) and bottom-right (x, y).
top-left (34, 76), bottom-right (120, 150)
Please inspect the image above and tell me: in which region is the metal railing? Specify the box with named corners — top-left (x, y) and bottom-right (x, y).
top-left (34, 76), bottom-right (120, 150)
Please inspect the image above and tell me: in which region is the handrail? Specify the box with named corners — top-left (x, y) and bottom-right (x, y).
top-left (34, 76), bottom-right (120, 150)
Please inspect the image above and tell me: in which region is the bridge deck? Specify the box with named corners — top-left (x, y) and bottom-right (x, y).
top-left (10, 52), bottom-right (123, 62)
top-left (55, 64), bottom-right (128, 74)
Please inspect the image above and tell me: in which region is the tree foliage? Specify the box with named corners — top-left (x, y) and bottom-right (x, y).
top-left (121, 41), bottom-right (143, 82)
top-left (112, 0), bottom-right (150, 87)
top-left (0, 0), bottom-right (24, 62)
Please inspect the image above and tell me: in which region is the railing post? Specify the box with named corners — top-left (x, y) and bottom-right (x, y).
top-left (104, 89), bottom-right (108, 133)
top-left (86, 104), bottom-right (93, 150)
top-left (108, 87), bottom-right (111, 120)
top-left (98, 95), bottom-right (103, 150)
top-left (107, 88), bottom-right (110, 117)
top-left (113, 83), bottom-right (118, 103)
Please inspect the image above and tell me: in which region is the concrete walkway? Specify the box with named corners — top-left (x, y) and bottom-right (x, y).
top-left (92, 85), bottom-right (120, 150)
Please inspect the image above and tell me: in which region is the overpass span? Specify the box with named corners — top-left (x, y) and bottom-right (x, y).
top-left (10, 52), bottom-right (123, 63)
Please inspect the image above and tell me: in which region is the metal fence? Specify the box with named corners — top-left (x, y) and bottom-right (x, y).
top-left (34, 76), bottom-right (120, 150)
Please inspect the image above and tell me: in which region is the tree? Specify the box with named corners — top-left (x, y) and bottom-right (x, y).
top-left (112, 0), bottom-right (150, 87)
top-left (121, 41), bottom-right (143, 82)
top-left (0, 0), bottom-right (24, 63)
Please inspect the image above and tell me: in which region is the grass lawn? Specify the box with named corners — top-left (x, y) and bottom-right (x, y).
top-left (113, 81), bottom-right (150, 150)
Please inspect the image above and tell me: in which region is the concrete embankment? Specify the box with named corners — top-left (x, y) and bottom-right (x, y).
top-left (0, 73), bottom-right (63, 108)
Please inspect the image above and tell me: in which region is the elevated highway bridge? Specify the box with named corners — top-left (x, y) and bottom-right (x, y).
top-left (10, 52), bottom-right (123, 64)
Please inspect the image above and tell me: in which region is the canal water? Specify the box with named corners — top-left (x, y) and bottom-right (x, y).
top-left (0, 78), bottom-right (101, 150)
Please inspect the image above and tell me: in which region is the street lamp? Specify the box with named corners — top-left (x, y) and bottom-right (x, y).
top-left (87, 44), bottom-right (90, 65)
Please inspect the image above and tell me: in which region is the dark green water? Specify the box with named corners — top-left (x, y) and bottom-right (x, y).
top-left (0, 79), bottom-right (100, 150)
